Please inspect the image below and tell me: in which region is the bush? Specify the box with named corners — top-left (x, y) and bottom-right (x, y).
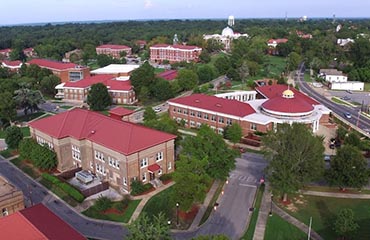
top-left (116, 195), bottom-right (131, 212)
top-left (41, 173), bottom-right (85, 202)
top-left (159, 173), bottom-right (173, 182)
top-left (131, 180), bottom-right (153, 196)
top-left (5, 126), bottom-right (23, 149)
top-left (19, 138), bottom-right (35, 160)
top-left (95, 196), bottom-right (113, 212)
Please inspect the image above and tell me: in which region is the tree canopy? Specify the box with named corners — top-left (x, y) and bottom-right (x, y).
top-left (86, 83), bottom-right (112, 111)
top-left (333, 208), bottom-right (359, 239)
top-left (224, 123), bottom-right (243, 145)
top-left (5, 126), bottom-right (23, 149)
top-left (127, 212), bottom-right (171, 240)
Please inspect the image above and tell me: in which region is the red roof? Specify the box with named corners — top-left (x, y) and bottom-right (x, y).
top-left (256, 84), bottom-right (319, 105)
top-left (27, 59), bottom-right (87, 71)
top-left (2, 60), bottom-right (22, 67)
top-left (136, 40), bottom-right (147, 45)
top-left (157, 70), bottom-right (178, 81)
top-left (0, 204), bottom-right (86, 240)
top-left (63, 74), bottom-right (133, 91)
top-left (29, 108), bottom-right (176, 155)
top-left (23, 48), bottom-right (34, 53)
top-left (262, 95), bottom-right (314, 114)
top-left (109, 106), bottom-right (134, 116)
top-left (96, 44), bottom-right (131, 50)
top-left (151, 44), bottom-right (201, 50)
top-left (168, 94), bottom-right (255, 117)
top-left (267, 38), bottom-right (288, 44)
top-left (0, 48), bottom-right (11, 53)
top-left (148, 163), bottom-right (161, 172)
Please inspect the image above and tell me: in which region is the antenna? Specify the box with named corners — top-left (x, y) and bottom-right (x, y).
top-left (285, 12), bottom-right (288, 22)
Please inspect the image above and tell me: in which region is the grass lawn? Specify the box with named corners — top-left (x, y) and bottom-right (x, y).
top-left (98, 110), bottom-right (110, 116)
top-left (15, 111), bottom-right (45, 122)
top-left (265, 55), bottom-right (286, 76)
top-left (199, 181), bottom-right (225, 226)
top-left (304, 73), bottom-right (312, 82)
top-left (141, 186), bottom-right (175, 220)
top-left (10, 157), bottom-right (40, 179)
top-left (303, 185), bottom-right (370, 194)
top-left (82, 199), bottom-right (141, 223)
top-left (39, 178), bottom-right (79, 207)
top-left (279, 194), bottom-right (370, 240)
top-left (241, 184), bottom-right (265, 240)
top-left (331, 97), bottom-right (353, 107)
top-left (154, 68), bottom-right (165, 74)
top-left (0, 127), bottom-right (30, 138)
top-left (365, 83), bottom-right (370, 92)
top-left (264, 214), bottom-right (307, 240)
top-left (60, 105), bottom-right (73, 109)
top-left (0, 148), bottom-right (14, 158)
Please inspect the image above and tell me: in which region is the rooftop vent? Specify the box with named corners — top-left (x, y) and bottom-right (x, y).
top-left (91, 130), bottom-right (95, 134)
top-left (195, 99), bottom-right (200, 103)
top-left (216, 103), bottom-right (222, 107)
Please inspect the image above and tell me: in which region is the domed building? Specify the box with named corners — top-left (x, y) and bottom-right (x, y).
top-left (203, 16), bottom-right (249, 51)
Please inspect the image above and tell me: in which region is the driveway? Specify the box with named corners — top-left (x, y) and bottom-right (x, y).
top-left (174, 153), bottom-right (268, 240)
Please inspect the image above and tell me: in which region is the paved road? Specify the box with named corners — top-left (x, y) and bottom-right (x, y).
top-left (0, 155), bottom-right (127, 240)
top-left (174, 153), bottom-right (268, 240)
top-left (296, 63), bottom-right (370, 131)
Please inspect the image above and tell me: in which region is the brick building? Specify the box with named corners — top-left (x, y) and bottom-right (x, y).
top-left (1, 60), bottom-right (23, 72)
top-left (267, 38), bottom-right (288, 55)
top-left (28, 109), bottom-right (176, 192)
top-left (168, 85), bottom-right (330, 135)
top-left (27, 59), bottom-right (90, 83)
top-left (0, 175), bottom-right (24, 218)
top-left (150, 44), bottom-right (202, 63)
top-left (96, 44), bottom-right (132, 59)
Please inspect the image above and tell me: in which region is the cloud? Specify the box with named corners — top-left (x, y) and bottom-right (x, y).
top-left (144, 0), bottom-right (153, 9)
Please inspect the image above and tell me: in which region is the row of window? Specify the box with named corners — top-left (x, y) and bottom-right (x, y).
top-left (108, 156), bottom-right (120, 169)
top-left (140, 152), bottom-right (163, 168)
top-left (36, 136), bottom-right (54, 149)
top-left (174, 108), bottom-right (233, 125)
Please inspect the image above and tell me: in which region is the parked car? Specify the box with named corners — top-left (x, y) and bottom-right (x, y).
top-left (344, 112), bottom-right (352, 119)
top-left (341, 96), bottom-right (351, 101)
top-left (154, 106), bottom-right (161, 112)
top-left (324, 155), bottom-right (331, 162)
top-left (346, 89), bottom-right (353, 94)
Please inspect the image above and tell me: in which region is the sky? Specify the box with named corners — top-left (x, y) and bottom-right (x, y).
top-left (1, 0), bottom-right (370, 25)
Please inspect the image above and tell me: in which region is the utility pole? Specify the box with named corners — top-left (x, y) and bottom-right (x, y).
top-left (308, 217), bottom-right (312, 240)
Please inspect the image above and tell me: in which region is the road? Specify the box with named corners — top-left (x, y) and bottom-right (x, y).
top-left (174, 153), bottom-right (268, 240)
top-left (0, 155), bottom-right (127, 240)
top-left (296, 63), bottom-right (370, 131)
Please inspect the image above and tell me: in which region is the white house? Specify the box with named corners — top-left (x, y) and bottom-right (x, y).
top-left (319, 69), bottom-right (348, 83)
top-left (330, 81), bottom-right (364, 91)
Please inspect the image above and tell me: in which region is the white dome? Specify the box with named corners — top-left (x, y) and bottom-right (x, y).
top-left (222, 26), bottom-right (234, 37)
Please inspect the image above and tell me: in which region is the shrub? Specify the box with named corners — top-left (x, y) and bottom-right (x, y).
top-left (5, 126), bottom-right (23, 149)
top-left (131, 180), bottom-right (153, 196)
top-left (116, 195), bottom-right (131, 212)
top-left (19, 138), bottom-right (36, 160)
top-left (95, 196), bottom-right (113, 212)
top-left (159, 173), bottom-right (173, 182)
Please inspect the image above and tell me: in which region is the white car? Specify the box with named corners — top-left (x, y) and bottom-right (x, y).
top-left (154, 107), bottom-right (161, 112)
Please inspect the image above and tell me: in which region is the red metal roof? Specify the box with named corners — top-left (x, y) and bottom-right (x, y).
top-left (262, 96), bottom-right (314, 114)
top-left (109, 106), bottom-right (134, 116)
top-left (267, 38), bottom-right (288, 44)
top-left (151, 44), bottom-right (201, 50)
top-left (0, 204), bottom-right (86, 240)
top-left (168, 94), bottom-right (255, 117)
top-left (148, 163), bottom-right (161, 172)
top-left (1, 60), bottom-right (22, 67)
top-left (63, 74), bottom-right (133, 91)
top-left (96, 44), bottom-right (131, 50)
top-left (27, 58), bottom-right (87, 71)
top-left (0, 48), bottom-right (11, 53)
top-left (157, 70), bottom-right (178, 81)
top-left (29, 108), bottom-right (176, 155)
top-left (256, 84), bottom-right (319, 105)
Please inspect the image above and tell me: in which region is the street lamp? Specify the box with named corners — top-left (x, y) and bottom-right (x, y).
top-left (269, 194), bottom-right (273, 217)
top-left (176, 202), bottom-right (179, 226)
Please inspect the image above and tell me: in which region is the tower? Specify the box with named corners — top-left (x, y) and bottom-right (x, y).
top-left (173, 34), bottom-right (179, 45)
top-left (228, 15), bottom-right (235, 27)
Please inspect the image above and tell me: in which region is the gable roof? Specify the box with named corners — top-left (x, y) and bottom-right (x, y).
top-left (63, 74), bottom-right (133, 91)
top-left (168, 94), bottom-right (255, 117)
top-left (27, 59), bottom-right (88, 71)
top-left (29, 108), bottom-right (176, 155)
top-left (255, 84), bottom-right (319, 105)
top-left (157, 70), bottom-right (178, 81)
top-left (0, 204), bottom-right (86, 240)
top-left (109, 107), bottom-right (134, 116)
top-left (96, 44), bottom-right (131, 50)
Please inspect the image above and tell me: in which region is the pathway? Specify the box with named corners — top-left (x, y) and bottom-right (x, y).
top-left (301, 190), bottom-right (370, 199)
top-left (252, 184), bottom-right (270, 240)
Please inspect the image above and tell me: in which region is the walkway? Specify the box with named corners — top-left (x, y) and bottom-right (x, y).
top-left (252, 184), bottom-right (270, 240)
top-left (301, 190), bottom-right (370, 199)
top-left (129, 181), bottom-right (175, 223)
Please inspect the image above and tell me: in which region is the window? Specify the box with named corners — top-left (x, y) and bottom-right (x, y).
top-left (183, 109), bottom-right (188, 115)
top-left (226, 119), bottom-right (232, 125)
top-left (158, 168), bottom-right (162, 175)
top-left (72, 145), bottom-right (81, 161)
top-left (90, 161), bottom-right (93, 169)
top-left (190, 111), bottom-right (195, 117)
top-left (190, 121), bottom-right (195, 127)
top-left (142, 172), bottom-right (147, 182)
top-left (218, 117), bottom-right (224, 123)
top-left (196, 122), bottom-right (201, 128)
top-left (140, 158), bottom-right (148, 168)
top-left (168, 162), bottom-right (172, 170)
top-left (94, 151), bottom-right (105, 162)
top-left (197, 112), bottom-right (202, 118)
top-left (2, 208), bottom-right (8, 216)
top-left (96, 163), bottom-right (106, 175)
top-left (218, 128), bottom-right (224, 135)
top-left (211, 115), bottom-right (216, 122)
top-left (204, 114), bottom-right (208, 120)
top-left (250, 123), bottom-right (257, 131)
top-left (177, 108), bottom-right (182, 113)
top-left (156, 152), bottom-right (163, 161)
top-left (173, 107), bottom-right (176, 112)
top-left (123, 177), bottom-right (127, 186)
top-left (108, 156), bottom-right (120, 169)
top-left (69, 71), bottom-right (83, 81)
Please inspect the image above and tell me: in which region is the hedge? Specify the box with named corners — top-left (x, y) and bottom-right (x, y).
top-left (41, 173), bottom-right (85, 203)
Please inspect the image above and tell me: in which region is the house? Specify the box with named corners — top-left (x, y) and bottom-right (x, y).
top-left (0, 48), bottom-right (36, 59)
top-left (0, 48), bottom-right (12, 59)
top-left (90, 64), bottom-right (140, 77)
top-left (337, 38), bottom-right (355, 47)
top-left (0, 175), bottom-right (24, 218)
top-left (168, 84), bottom-right (330, 135)
top-left (23, 48), bottom-right (36, 58)
top-left (136, 40), bottom-right (147, 49)
top-left (319, 69), bottom-right (364, 91)
top-left (296, 30), bottom-right (313, 39)
top-left (0, 203), bottom-right (86, 240)
top-left (96, 44), bottom-right (132, 59)
top-left (267, 38), bottom-right (288, 55)
top-left (28, 109), bottom-right (176, 192)
top-left (63, 49), bottom-right (83, 62)
top-left (27, 59), bottom-right (90, 83)
top-left (319, 69), bottom-right (348, 83)
top-left (55, 74), bottom-right (136, 104)
top-left (157, 70), bottom-right (178, 81)
top-left (108, 106), bottom-right (134, 122)
top-left (1, 60), bottom-right (23, 71)
top-left (150, 44), bottom-right (202, 63)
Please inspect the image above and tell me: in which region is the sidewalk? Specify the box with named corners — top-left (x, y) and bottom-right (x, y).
top-left (252, 184), bottom-right (270, 240)
top-left (301, 190), bottom-right (370, 199)
top-left (129, 181), bottom-right (175, 223)
top-left (188, 180), bottom-right (221, 230)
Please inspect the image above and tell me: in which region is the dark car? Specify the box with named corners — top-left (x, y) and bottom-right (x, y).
top-left (324, 155), bottom-right (331, 161)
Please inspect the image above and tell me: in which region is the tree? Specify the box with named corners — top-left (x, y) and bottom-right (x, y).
top-left (325, 145), bottom-right (368, 190)
top-left (19, 138), bottom-right (35, 160)
top-left (96, 54), bottom-right (120, 67)
top-left (262, 123), bottom-right (325, 202)
top-left (130, 62), bottom-right (156, 97)
top-left (192, 235), bottom-right (230, 240)
top-left (182, 125), bottom-right (238, 180)
top-left (224, 123), bottom-right (243, 145)
top-left (0, 92), bottom-right (16, 122)
top-left (199, 51), bottom-right (211, 63)
top-left (197, 65), bottom-right (217, 84)
top-left (143, 106), bottom-right (157, 123)
top-left (287, 52), bottom-right (302, 71)
top-left (5, 126), bottom-right (23, 149)
top-left (238, 61), bottom-right (249, 87)
top-left (333, 208), bottom-right (359, 239)
top-left (344, 132), bottom-right (361, 148)
top-left (39, 75), bottom-right (61, 96)
top-left (86, 83), bottom-right (112, 111)
top-left (214, 56), bottom-right (231, 75)
top-left (30, 143), bottom-right (57, 170)
top-left (150, 78), bottom-right (174, 101)
top-left (127, 212), bottom-right (171, 240)
top-left (177, 69), bottom-right (199, 91)
top-left (172, 155), bottom-right (211, 211)
top-left (14, 85), bottom-right (45, 115)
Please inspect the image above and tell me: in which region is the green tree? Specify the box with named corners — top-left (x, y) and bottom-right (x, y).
top-left (127, 212), bottom-right (171, 240)
top-left (150, 78), bottom-right (174, 101)
top-left (5, 126), bottom-right (23, 149)
top-left (333, 208), bottom-right (359, 239)
top-left (96, 54), bottom-right (119, 67)
top-left (262, 123), bottom-right (325, 201)
top-left (0, 92), bottom-right (16, 122)
top-left (199, 51), bottom-right (211, 63)
top-left (214, 56), bottom-right (231, 75)
top-left (287, 52), bottom-right (302, 71)
top-left (344, 132), bottom-right (361, 148)
top-left (130, 62), bottom-right (156, 97)
top-left (192, 235), bottom-right (230, 240)
top-left (30, 143), bottom-right (57, 170)
top-left (19, 138), bottom-right (35, 160)
top-left (224, 123), bottom-right (243, 145)
top-left (177, 69), bottom-right (199, 91)
top-left (197, 65), bottom-right (217, 84)
top-left (39, 75), bottom-right (61, 96)
top-left (14, 85), bottom-right (45, 115)
top-left (172, 155), bottom-right (211, 211)
top-left (325, 145), bottom-right (368, 190)
top-left (143, 106), bottom-right (157, 123)
top-left (182, 125), bottom-right (237, 180)
top-left (86, 83), bottom-right (112, 111)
